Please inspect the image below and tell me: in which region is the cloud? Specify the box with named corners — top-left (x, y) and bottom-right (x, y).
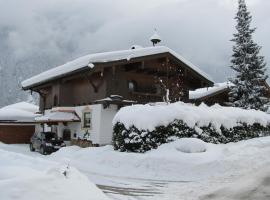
top-left (0, 0), bottom-right (269, 82)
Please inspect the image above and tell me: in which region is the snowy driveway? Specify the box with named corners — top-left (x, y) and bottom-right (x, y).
top-left (2, 137), bottom-right (270, 200)
top-left (0, 144), bottom-right (197, 200)
top-left (0, 144), bottom-right (168, 199)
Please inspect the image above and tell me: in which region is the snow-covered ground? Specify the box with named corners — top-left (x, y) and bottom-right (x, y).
top-left (1, 137), bottom-right (270, 199)
top-left (0, 144), bottom-right (110, 200)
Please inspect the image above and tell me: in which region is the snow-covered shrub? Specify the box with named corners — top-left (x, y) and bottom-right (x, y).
top-left (113, 121), bottom-right (270, 153)
top-left (113, 102), bottom-right (270, 153)
top-left (174, 138), bottom-right (206, 153)
top-left (113, 120), bottom-right (194, 153)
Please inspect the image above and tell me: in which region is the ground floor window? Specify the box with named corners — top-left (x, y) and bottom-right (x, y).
top-left (83, 111), bottom-right (91, 129)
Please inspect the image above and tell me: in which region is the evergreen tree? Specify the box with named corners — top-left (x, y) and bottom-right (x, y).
top-left (229, 0), bottom-right (269, 111)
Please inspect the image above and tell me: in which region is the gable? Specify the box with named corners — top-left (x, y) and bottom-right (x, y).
top-left (22, 46), bottom-right (213, 90)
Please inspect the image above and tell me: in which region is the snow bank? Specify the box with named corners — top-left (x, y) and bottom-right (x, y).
top-left (0, 102), bottom-right (39, 122)
top-left (47, 137), bottom-right (270, 182)
top-left (49, 140), bottom-right (223, 181)
top-left (0, 148), bottom-right (109, 200)
top-left (113, 102), bottom-right (270, 131)
top-left (0, 167), bottom-right (109, 200)
top-left (173, 138), bottom-right (207, 153)
top-left (4, 137), bottom-right (270, 199)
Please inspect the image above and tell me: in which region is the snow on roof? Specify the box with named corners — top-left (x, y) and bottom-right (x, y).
top-left (21, 46), bottom-right (213, 89)
top-left (35, 111), bottom-right (80, 122)
top-left (150, 32), bottom-right (161, 42)
top-left (189, 82), bottom-right (233, 100)
top-left (0, 102), bottom-right (39, 122)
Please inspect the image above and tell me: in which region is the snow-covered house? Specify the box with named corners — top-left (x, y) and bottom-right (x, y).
top-left (189, 82), bottom-right (232, 106)
top-left (21, 46), bottom-right (213, 147)
top-left (0, 102), bottom-right (39, 144)
top-left (189, 81), bottom-right (270, 106)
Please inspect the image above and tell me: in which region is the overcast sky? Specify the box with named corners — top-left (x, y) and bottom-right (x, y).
top-left (0, 0), bottom-right (269, 82)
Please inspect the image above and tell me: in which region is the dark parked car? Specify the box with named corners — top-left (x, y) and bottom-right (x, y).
top-left (30, 132), bottom-right (66, 155)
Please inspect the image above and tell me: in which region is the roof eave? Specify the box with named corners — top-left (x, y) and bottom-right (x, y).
top-left (22, 49), bottom-right (213, 90)
top-left (190, 87), bottom-right (229, 101)
top-left (22, 65), bottom-right (92, 90)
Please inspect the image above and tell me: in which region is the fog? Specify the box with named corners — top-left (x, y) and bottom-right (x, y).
top-left (0, 0), bottom-right (269, 106)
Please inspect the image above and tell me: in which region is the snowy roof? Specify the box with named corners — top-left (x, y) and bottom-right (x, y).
top-left (21, 46), bottom-right (213, 89)
top-left (0, 102), bottom-right (39, 123)
top-left (189, 82), bottom-right (233, 100)
top-left (35, 111), bottom-right (80, 123)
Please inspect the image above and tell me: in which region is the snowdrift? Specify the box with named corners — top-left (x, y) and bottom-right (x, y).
top-left (113, 102), bottom-right (270, 152)
top-left (174, 138), bottom-right (207, 153)
top-left (0, 148), bottom-right (109, 200)
top-left (47, 137), bottom-right (270, 183)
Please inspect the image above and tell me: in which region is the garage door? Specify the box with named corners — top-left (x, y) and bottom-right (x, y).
top-left (0, 125), bottom-right (35, 144)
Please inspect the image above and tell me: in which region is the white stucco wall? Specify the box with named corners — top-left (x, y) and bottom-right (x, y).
top-left (41, 103), bottom-right (119, 145)
top-left (73, 104), bottom-right (102, 144)
top-left (98, 104), bottom-right (118, 145)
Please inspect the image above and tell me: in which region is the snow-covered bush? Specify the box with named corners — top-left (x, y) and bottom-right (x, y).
top-left (174, 138), bottom-right (206, 153)
top-left (113, 102), bottom-right (270, 152)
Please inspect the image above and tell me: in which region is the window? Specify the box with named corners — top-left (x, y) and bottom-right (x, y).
top-left (128, 80), bottom-right (136, 92)
top-left (53, 95), bottom-right (58, 107)
top-left (83, 112), bottom-right (91, 128)
top-left (63, 129), bottom-right (71, 141)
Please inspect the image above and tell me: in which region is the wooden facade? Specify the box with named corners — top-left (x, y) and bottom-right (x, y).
top-left (27, 52), bottom-right (213, 112)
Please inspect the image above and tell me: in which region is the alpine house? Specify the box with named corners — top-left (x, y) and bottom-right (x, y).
top-left (22, 45), bottom-right (213, 147)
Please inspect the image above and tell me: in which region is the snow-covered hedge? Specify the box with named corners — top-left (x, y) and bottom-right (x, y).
top-left (112, 102), bottom-right (270, 152)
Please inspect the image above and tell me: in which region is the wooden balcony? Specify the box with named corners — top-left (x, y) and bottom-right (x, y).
top-left (129, 91), bottom-right (162, 104)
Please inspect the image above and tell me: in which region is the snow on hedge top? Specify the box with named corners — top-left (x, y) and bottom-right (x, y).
top-left (189, 82), bottom-right (233, 100)
top-left (113, 102), bottom-right (270, 131)
top-left (22, 46), bottom-right (213, 88)
top-left (0, 102), bottom-right (39, 122)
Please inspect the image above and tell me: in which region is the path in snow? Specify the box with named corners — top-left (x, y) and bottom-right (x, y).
top-left (82, 170), bottom-right (193, 200)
